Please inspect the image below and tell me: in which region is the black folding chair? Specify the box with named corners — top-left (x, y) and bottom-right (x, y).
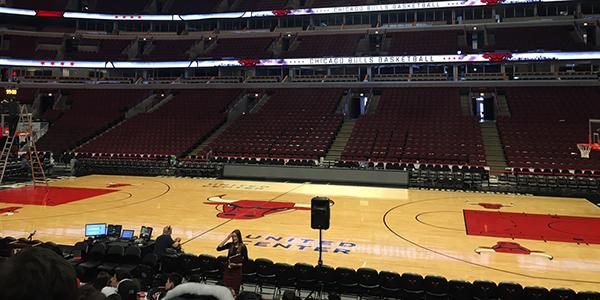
top-left (423, 275), bottom-right (448, 300)
top-left (400, 273), bottom-right (424, 300)
top-left (357, 267), bottom-right (379, 298)
top-left (378, 271), bottom-right (402, 299)
top-left (255, 258), bottom-right (276, 294)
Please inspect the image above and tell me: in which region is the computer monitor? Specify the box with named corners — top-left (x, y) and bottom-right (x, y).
top-left (85, 223), bottom-right (107, 237)
top-left (107, 224), bottom-right (122, 238)
top-left (140, 226), bottom-right (153, 240)
top-left (121, 229), bottom-right (134, 240)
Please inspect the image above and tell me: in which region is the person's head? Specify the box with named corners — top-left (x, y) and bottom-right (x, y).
top-left (117, 279), bottom-right (139, 300)
top-left (78, 285), bottom-right (106, 300)
top-left (93, 271), bottom-right (112, 291)
top-left (282, 290), bottom-right (296, 300)
top-left (236, 291), bottom-right (261, 300)
top-left (110, 270), bottom-right (131, 288)
top-left (327, 294), bottom-right (341, 300)
top-left (0, 247), bottom-right (79, 300)
top-left (165, 273), bottom-right (183, 290)
top-left (106, 294), bottom-right (122, 300)
top-left (231, 229), bottom-right (242, 245)
top-left (40, 241), bottom-right (63, 256)
top-left (163, 225), bottom-right (173, 236)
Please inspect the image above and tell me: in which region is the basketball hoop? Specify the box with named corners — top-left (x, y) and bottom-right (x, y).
top-left (16, 131), bottom-right (29, 143)
top-left (577, 143), bottom-right (600, 159)
top-left (578, 144), bottom-right (592, 158)
top-left (578, 119), bottom-right (600, 158)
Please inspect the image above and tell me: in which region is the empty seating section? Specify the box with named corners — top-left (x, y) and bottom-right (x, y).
top-left (144, 40), bottom-right (195, 60)
top-left (207, 89), bottom-right (343, 160)
top-left (41, 109), bottom-right (63, 123)
top-left (0, 35), bottom-right (36, 59)
top-left (34, 36), bottom-right (63, 58)
top-left (0, 35), bottom-right (62, 59)
top-left (497, 87), bottom-right (600, 170)
top-left (387, 31), bottom-right (460, 55)
top-left (491, 26), bottom-right (588, 52)
top-left (9, 0), bottom-right (69, 10)
top-left (204, 37), bottom-right (274, 59)
top-left (342, 88), bottom-right (485, 165)
top-left (283, 34), bottom-right (361, 58)
top-left (164, 0), bottom-right (220, 13)
top-left (237, 0), bottom-right (289, 11)
top-left (311, 0), bottom-right (370, 7)
top-left (37, 90), bottom-right (147, 153)
top-left (63, 38), bottom-right (131, 61)
top-left (92, 0), bottom-right (148, 13)
top-left (78, 90), bottom-right (241, 156)
top-left (14, 88), bottom-right (36, 104)
top-left (5, 27), bottom-right (587, 62)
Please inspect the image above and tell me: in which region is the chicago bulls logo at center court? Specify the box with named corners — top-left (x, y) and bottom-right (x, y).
top-left (205, 195), bottom-right (334, 220)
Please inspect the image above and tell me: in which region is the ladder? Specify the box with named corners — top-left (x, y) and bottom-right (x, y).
top-left (0, 126), bottom-right (16, 184)
top-left (0, 105), bottom-right (47, 186)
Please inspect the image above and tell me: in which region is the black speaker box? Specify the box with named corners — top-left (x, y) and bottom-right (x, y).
top-left (311, 196), bottom-right (330, 230)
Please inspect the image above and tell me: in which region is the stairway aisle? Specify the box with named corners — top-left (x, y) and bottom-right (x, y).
top-left (323, 119), bottom-right (356, 163)
top-left (480, 121), bottom-right (508, 172)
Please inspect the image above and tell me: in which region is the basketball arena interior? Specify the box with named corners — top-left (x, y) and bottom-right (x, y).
top-left (1, 0), bottom-right (600, 299)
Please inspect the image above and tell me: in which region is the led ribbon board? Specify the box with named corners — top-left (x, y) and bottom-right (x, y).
top-left (1, 52), bottom-right (599, 69)
top-left (0, 0), bottom-right (575, 21)
top-left (0, 7), bottom-right (36, 16)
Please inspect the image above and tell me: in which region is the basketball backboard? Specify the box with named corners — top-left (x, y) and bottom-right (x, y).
top-left (591, 119), bottom-right (600, 145)
top-left (577, 119), bottom-right (600, 158)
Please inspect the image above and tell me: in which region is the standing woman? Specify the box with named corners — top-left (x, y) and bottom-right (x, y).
top-left (217, 229), bottom-right (248, 294)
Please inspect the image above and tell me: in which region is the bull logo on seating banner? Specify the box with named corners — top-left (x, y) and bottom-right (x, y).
top-left (238, 59), bottom-right (260, 67)
top-left (0, 206), bottom-right (22, 216)
top-left (482, 52), bottom-right (512, 63)
top-left (480, 0), bottom-right (503, 5)
top-left (205, 195), bottom-right (334, 220)
top-left (272, 9), bottom-right (291, 16)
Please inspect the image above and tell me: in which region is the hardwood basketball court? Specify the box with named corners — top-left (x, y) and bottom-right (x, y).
top-left (0, 175), bottom-right (599, 292)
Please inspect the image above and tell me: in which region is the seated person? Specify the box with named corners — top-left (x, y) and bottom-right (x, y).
top-left (117, 279), bottom-right (141, 300)
top-left (161, 283), bottom-right (234, 300)
top-left (78, 285), bottom-right (106, 300)
top-left (93, 271), bottom-right (112, 292)
top-left (0, 247), bottom-right (79, 300)
top-left (149, 273), bottom-right (183, 300)
top-left (154, 226), bottom-right (181, 256)
top-left (101, 270), bottom-right (131, 297)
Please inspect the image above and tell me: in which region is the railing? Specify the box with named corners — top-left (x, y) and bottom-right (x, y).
top-left (373, 73), bottom-right (448, 81)
top-left (464, 73), bottom-right (507, 81)
top-left (245, 76), bottom-right (280, 83)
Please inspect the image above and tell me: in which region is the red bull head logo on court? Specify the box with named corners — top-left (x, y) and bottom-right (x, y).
top-left (205, 195), bottom-right (334, 220)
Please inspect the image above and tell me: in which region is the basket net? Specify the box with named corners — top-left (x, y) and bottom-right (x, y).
top-left (577, 143), bottom-right (599, 159)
